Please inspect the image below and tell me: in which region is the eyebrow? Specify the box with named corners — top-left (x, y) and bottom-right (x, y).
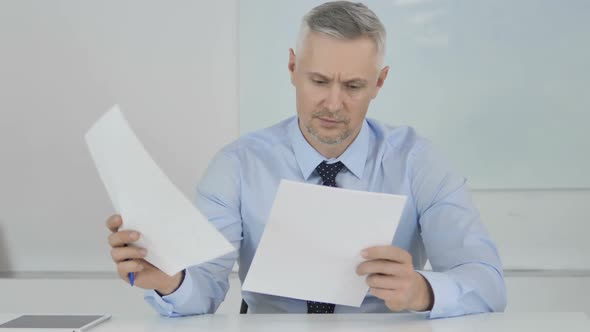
top-left (307, 72), bottom-right (368, 85)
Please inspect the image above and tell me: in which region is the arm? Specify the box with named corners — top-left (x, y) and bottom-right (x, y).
top-left (410, 141), bottom-right (507, 318)
top-left (144, 150), bottom-right (243, 316)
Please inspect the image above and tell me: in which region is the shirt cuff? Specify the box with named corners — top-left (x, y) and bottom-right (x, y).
top-left (144, 271), bottom-right (194, 316)
top-left (415, 270), bottom-right (462, 319)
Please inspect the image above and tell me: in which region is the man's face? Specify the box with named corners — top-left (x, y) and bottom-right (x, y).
top-left (289, 31), bottom-right (388, 147)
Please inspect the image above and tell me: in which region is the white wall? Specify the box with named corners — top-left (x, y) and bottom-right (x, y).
top-left (474, 190), bottom-right (590, 270)
top-left (0, 0), bottom-right (238, 272)
top-left (0, 0), bottom-right (588, 316)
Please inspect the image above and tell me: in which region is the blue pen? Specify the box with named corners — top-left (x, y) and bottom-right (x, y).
top-left (124, 243), bottom-right (135, 286)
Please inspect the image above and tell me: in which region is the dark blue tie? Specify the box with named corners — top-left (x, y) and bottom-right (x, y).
top-left (306, 161), bottom-right (345, 314)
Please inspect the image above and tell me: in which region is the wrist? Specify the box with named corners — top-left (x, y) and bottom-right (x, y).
top-left (156, 270), bottom-right (185, 296)
top-left (411, 272), bottom-right (434, 311)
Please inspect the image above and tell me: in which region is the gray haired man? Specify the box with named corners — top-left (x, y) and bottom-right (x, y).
top-left (106, 1), bottom-right (506, 318)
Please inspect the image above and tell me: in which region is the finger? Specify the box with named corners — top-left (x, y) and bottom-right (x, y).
top-left (106, 215), bottom-right (122, 233)
top-left (361, 246), bottom-right (412, 264)
top-left (365, 274), bottom-right (403, 290)
top-left (111, 246), bottom-right (147, 263)
top-left (117, 260), bottom-right (144, 280)
top-left (356, 259), bottom-right (408, 276)
top-left (108, 230), bottom-right (140, 248)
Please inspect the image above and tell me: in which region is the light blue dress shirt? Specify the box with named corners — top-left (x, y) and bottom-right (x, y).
top-left (144, 117), bottom-right (507, 319)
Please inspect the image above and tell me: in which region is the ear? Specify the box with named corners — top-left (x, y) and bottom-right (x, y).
top-left (373, 66), bottom-right (390, 98)
top-left (288, 48), bottom-right (296, 85)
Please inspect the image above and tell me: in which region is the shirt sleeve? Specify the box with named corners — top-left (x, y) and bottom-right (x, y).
top-left (409, 140), bottom-right (507, 319)
top-left (144, 149), bottom-right (243, 316)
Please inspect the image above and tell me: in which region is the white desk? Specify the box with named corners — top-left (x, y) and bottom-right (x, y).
top-left (1, 313), bottom-right (588, 332)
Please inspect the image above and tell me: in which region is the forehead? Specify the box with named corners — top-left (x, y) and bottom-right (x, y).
top-left (298, 31), bottom-right (379, 78)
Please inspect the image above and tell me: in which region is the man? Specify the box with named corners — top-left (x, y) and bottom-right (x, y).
top-left (106, 1), bottom-right (506, 318)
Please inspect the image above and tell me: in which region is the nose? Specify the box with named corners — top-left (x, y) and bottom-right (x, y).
top-left (324, 85), bottom-right (344, 112)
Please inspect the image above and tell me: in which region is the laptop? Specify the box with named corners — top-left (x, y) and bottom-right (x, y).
top-left (0, 315), bottom-right (111, 332)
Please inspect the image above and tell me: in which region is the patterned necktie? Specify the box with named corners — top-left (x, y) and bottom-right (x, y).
top-left (306, 160), bottom-right (345, 314)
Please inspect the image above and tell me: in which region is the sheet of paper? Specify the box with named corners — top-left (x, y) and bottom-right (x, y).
top-left (85, 105), bottom-right (235, 276)
top-left (242, 180), bottom-right (407, 307)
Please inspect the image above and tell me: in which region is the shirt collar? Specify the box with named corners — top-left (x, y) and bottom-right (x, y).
top-left (289, 117), bottom-right (369, 181)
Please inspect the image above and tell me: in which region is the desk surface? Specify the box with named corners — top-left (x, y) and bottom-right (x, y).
top-left (1, 312), bottom-right (588, 332)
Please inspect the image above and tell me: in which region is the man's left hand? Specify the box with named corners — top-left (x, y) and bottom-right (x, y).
top-left (356, 245), bottom-right (434, 312)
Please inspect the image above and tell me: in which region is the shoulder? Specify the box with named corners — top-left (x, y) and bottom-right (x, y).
top-left (365, 118), bottom-right (433, 161)
top-left (218, 117), bottom-right (295, 160)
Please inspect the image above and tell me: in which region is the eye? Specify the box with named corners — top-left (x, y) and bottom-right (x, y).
top-left (347, 84), bottom-right (362, 90)
top-left (312, 79), bottom-right (327, 85)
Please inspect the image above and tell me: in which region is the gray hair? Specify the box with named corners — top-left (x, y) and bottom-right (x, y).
top-left (296, 1), bottom-right (386, 67)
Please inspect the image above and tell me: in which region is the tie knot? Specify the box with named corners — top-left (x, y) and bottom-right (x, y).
top-left (315, 161), bottom-right (345, 187)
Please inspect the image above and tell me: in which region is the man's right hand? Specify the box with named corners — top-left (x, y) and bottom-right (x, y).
top-left (106, 214), bottom-right (184, 296)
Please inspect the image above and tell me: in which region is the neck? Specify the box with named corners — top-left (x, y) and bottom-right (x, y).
top-left (299, 122), bottom-right (362, 159)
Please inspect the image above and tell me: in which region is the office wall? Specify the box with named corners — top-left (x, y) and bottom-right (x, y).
top-left (0, 0), bottom-right (239, 272)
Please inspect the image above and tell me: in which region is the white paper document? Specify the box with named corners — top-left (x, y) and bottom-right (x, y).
top-left (85, 105), bottom-right (235, 276)
top-left (242, 180), bottom-right (407, 307)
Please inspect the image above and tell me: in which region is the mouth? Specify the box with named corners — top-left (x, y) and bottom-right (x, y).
top-left (317, 117), bottom-right (343, 128)
top-left (317, 117), bottom-right (341, 123)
